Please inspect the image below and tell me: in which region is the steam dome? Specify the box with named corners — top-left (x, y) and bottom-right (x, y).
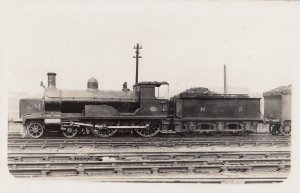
top-left (87, 77), bottom-right (98, 90)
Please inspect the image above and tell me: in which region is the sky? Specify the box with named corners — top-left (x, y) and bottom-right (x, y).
top-left (1, 0), bottom-right (300, 95)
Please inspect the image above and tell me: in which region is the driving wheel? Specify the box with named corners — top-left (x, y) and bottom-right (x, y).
top-left (135, 121), bottom-right (160, 137)
top-left (92, 121), bottom-right (118, 137)
top-left (62, 126), bottom-right (78, 138)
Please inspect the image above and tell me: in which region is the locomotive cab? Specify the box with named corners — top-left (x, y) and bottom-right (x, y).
top-left (132, 81), bottom-right (173, 134)
top-left (134, 81), bottom-right (169, 115)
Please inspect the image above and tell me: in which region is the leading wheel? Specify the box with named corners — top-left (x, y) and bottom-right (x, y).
top-left (135, 121), bottom-right (160, 137)
top-left (26, 122), bottom-right (44, 138)
top-left (62, 126), bottom-right (78, 138)
top-left (92, 121), bottom-right (118, 137)
top-left (280, 122), bottom-right (291, 136)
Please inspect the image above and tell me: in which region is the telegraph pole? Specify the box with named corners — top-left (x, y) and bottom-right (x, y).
top-left (133, 43), bottom-right (142, 85)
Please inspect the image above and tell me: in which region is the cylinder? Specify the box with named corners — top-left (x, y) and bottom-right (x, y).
top-left (47, 72), bottom-right (57, 88)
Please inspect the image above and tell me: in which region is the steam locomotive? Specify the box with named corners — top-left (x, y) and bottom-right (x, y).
top-left (19, 71), bottom-right (263, 138)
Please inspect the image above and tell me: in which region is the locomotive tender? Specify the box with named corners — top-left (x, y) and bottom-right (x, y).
top-left (19, 72), bottom-right (262, 138)
top-left (171, 90), bottom-right (261, 135)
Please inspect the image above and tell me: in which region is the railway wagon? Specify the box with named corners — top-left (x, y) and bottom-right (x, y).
top-left (20, 73), bottom-right (171, 138)
top-left (170, 91), bottom-right (262, 135)
top-left (264, 86), bottom-right (292, 136)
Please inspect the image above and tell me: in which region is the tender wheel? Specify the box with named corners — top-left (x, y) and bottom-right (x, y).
top-left (270, 124), bottom-right (280, 135)
top-left (211, 131), bottom-right (222, 136)
top-left (211, 123), bottom-right (222, 136)
top-left (92, 122), bottom-right (118, 137)
top-left (26, 122), bottom-right (44, 138)
top-left (265, 124), bottom-right (271, 133)
top-left (62, 126), bottom-right (78, 138)
top-left (280, 122), bottom-right (291, 136)
top-left (232, 131), bottom-right (243, 136)
top-left (135, 121), bottom-right (160, 137)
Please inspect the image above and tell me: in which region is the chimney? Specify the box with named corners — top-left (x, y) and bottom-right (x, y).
top-left (47, 72), bottom-right (57, 88)
top-left (224, 65), bottom-right (228, 94)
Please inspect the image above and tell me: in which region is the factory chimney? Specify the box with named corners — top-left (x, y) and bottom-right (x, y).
top-left (224, 65), bottom-right (228, 94)
top-left (47, 72), bottom-right (57, 89)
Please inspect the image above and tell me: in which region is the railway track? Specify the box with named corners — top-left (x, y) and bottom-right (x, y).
top-left (7, 136), bottom-right (291, 150)
top-left (8, 151), bottom-right (290, 183)
top-left (52, 176), bottom-right (288, 183)
top-left (8, 133), bottom-right (290, 139)
top-left (19, 175), bottom-right (288, 183)
top-left (8, 150), bottom-right (291, 161)
top-left (7, 132), bottom-right (291, 183)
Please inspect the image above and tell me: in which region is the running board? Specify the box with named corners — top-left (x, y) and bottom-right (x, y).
top-left (107, 126), bottom-right (147, 129)
top-left (61, 122), bottom-right (147, 130)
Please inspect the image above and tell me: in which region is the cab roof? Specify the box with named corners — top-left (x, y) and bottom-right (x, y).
top-left (135, 81), bottom-right (169, 87)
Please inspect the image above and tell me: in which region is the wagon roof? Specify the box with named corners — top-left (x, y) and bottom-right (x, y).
top-left (136, 81), bottom-right (169, 87)
top-left (263, 85), bottom-right (292, 96)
